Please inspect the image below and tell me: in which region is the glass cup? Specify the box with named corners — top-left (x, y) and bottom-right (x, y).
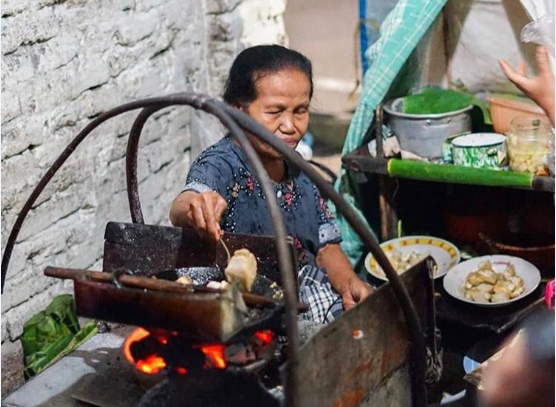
top-left (507, 116), bottom-right (554, 174)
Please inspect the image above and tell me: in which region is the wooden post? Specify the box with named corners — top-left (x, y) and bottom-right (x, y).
top-left (376, 105), bottom-right (398, 240)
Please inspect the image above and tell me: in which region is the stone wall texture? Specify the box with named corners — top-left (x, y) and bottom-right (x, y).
top-left (1, 0), bottom-right (286, 395)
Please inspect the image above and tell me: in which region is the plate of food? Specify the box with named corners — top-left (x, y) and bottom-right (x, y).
top-left (443, 255), bottom-right (541, 307)
top-left (365, 236), bottom-right (461, 281)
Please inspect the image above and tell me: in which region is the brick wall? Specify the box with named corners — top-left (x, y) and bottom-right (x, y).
top-left (1, 0), bottom-right (286, 395)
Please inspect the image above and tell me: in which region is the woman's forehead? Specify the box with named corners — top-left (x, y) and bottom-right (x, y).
top-left (254, 69), bottom-right (311, 101)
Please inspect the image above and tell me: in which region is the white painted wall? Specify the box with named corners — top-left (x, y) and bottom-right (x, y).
top-left (0, 0), bottom-right (287, 394)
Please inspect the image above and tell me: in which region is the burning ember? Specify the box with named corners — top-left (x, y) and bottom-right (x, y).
top-left (123, 327), bottom-right (275, 376)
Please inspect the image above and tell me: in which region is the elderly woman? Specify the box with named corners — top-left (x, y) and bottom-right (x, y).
top-left (170, 45), bottom-right (372, 324)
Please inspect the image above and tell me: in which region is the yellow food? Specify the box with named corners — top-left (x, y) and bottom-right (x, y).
top-left (462, 262), bottom-right (524, 303)
top-left (375, 248), bottom-right (429, 276)
top-left (508, 150), bottom-right (547, 174)
top-left (224, 249), bottom-right (257, 292)
top-left (175, 275), bottom-right (193, 285)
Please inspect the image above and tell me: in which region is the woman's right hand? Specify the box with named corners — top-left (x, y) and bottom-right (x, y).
top-left (498, 46), bottom-right (555, 125)
top-left (170, 191), bottom-right (228, 242)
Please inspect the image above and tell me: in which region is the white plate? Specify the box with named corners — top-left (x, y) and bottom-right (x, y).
top-left (443, 255), bottom-right (541, 307)
top-left (365, 236), bottom-right (461, 281)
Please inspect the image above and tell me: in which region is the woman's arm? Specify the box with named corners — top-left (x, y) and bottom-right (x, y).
top-left (317, 243), bottom-right (373, 310)
top-left (170, 190), bottom-right (228, 242)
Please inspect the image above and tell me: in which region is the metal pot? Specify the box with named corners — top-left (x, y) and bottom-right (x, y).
top-left (384, 97), bottom-right (473, 160)
top-left (451, 133), bottom-right (507, 169)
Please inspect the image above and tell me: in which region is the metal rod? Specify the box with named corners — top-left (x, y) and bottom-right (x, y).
top-left (3, 93), bottom-right (428, 406)
top-left (44, 265), bottom-right (298, 309)
top-left (220, 102), bottom-right (428, 407)
top-left (116, 96), bottom-right (300, 406)
top-left (126, 106), bottom-right (168, 224)
top-left (375, 105), bottom-right (383, 158)
top-left (1, 95), bottom-right (192, 292)
top-left (377, 105), bottom-right (390, 241)
top-left (201, 100), bottom-right (300, 407)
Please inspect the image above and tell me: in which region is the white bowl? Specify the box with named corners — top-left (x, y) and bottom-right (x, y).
top-left (443, 255), bottom-right (541, 307)
top-left (365, 236), bottom-right (461, 281)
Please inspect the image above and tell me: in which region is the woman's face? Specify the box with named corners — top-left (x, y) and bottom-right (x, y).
top-left (242, 68), bottom-right (311, 160)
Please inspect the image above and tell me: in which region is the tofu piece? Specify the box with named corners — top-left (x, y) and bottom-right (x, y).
top-left (469, 289), bottom-right (490, 303)
top-left (491, 292), bottom-right (510, 303)
top-left (176, 275), bottom-right (193, 285)
top-left (510, 286), bottom-right (525, 299)
top-left (493, 280), bottom-right (511, 294)
top-left (224, 249), bottom-right (258, 292)
top-left (467, 272), bottom-right (484, 286)
top-left (207, 280), bottom-right (231, 290)
top-left (476, 283), bottom-right (494, 293)
top-left (503, 264), bottom-right (516, 279)
top-left (478, 270), bottom-right (498, 285)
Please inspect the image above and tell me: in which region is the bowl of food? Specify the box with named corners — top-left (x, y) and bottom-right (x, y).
top-left (365, 236), bottom-right (461, 281)
top-left (443, 255), bottom-right (541, 307)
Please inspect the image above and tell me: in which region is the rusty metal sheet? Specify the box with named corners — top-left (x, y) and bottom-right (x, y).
top-left (296, 261), bottom-right (433, 407)
top-left (74, 279), bottom-right (246, 343)
top-left (103, 222), bottom-right (217, 275)
top-left (103, 222), bottom-right (296, 284)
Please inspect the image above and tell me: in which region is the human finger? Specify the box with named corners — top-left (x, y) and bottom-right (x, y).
top-left (536, 46), bottom-right (552, 75)
top-left (201, 196), bottom-right (221, 241)
top-left (342, 292), bottom-right (356, 310)
top-left (498, 60), bottom-right (529, 90)
top-left (213, 195), bottom-right (228, 223)
top-left (517, 60), bottom-right (527, 76)
top-left (191, 202), bottom-right (209, 236)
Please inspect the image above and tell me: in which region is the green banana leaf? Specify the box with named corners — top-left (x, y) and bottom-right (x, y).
top-left (403, 87), bottom-right (492, 124)
top-left (21, 294), bottom-right (98, 379)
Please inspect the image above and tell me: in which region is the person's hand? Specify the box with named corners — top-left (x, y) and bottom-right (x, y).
top-left (339, 277), bottom-right (374, 310)
top-left (498, 46), bottom-right (555, 124)
top-left (183, 191), bottom-right (228, 242)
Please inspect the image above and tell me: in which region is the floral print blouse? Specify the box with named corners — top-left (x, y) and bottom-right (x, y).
top-left (184, 136), bottom-right (341, 269)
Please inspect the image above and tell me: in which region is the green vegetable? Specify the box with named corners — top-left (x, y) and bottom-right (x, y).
top-left (21, 294), bottom-right (98, 379)
top-left (402, 87), bottom-right (492, 124)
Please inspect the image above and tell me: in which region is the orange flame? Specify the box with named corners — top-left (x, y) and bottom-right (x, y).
top-left (123, 328), bottom-right (168, 375)
top-left (123, 327), bottom-right (151, 366)
top-left (136, 355), bottom-right (167, 374)
top-left (123, 327), bottom-right (276, 374)
top-left (254, 330), bottom-right (274, 345)
top-left (200, 344), bottom-right (227, 369)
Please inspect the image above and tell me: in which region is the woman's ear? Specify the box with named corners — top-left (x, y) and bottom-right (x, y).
top-left (235, 103), bottom-right (249, 113)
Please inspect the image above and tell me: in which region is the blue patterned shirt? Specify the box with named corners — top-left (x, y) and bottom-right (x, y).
top-left (184, 136), bottom-right (341, 269)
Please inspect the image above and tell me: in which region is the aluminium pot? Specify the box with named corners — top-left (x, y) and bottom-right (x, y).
top-left (384, 97), bottom-right (473, 160)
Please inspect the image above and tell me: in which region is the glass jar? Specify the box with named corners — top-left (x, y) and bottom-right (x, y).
top-left (507, 116), bottom-right (554, 174)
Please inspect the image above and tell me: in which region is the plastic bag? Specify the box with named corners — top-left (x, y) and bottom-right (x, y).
top-left (520, 0), bottom-right (555, 72)
top-left (521, 15), bottom-right (555, 56)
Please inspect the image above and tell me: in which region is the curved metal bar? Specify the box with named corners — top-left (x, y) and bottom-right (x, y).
top-left (2, 93), bottom-right (301, 406)
top-left (201, 100), bottom-right (299, 407)
top-left (3, 92), bottom-right (427, 405)
top-left (219, 102), bottom-right (428, 406)
top-left (1, 95), bottom-right (194, 292)
top-left (126, 106), bottom-right (168, 224)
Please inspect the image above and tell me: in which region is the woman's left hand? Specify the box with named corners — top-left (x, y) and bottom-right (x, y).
top-left (317, 243), bottom-right (374, 310)
top-left (339, 277), bottom-right (374, 310)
